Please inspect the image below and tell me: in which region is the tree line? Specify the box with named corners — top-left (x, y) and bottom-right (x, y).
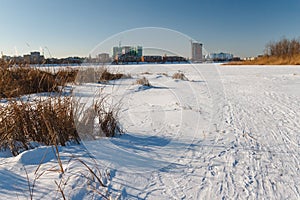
top-left (265, 37), bottom-right (300, 57)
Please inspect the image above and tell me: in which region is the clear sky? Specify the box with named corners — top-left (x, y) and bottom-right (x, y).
top-left (1, 0), bottom-right (300, 58)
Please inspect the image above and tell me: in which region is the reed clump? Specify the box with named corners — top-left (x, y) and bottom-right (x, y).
top-left (136, 77), bottom-right (151, 86)
top-left (0, 96), bottom-right (79, 156)
top-left (0, 61), bottom-right (78, 98)
top-left (172, 72), bottom-right (188, 80)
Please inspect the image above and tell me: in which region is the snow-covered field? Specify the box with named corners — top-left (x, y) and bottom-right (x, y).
top-left (0, 64), bottom-right (300, 199)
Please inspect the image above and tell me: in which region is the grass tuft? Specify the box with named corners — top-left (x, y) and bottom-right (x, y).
top-left (136, 77), bottom-right (151, 86)
top-left (172, 72), bottom-right (188, 81)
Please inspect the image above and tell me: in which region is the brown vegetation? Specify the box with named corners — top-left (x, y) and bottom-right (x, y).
top-left (98, 67), bottom-right (124, 83)
top-left (75, 67), bottom-right (131, 84)
top-left (265, 38), bottom-right (300, 57)
top-left (0, 62), bottom-right (123, 156)
top-left (0, 97), bottom-right (79, 156)
top-left (0, 61), bottom-right (78, 98)
top-left (75, 97), bottom-right (123, 139)
top-left (228, 54), bottom-right (300, 65)
top-left (172, 72), bottom-right (188, 80)
top-left (226, 38), bottom-right (300, 65)
top-left (136, 77), bottom-right (151, 86)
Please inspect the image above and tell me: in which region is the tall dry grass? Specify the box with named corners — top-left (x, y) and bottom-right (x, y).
top-left (0, 61), bottom-right (78, 98)
top-left (0, 62), bottom-right (123, 199)
top-left (75, 66), bottom-right (131, 84)
top-left (0, 97), bottom-right (79, 156)
top-left (0, 62), bottom-right (123, 156)
top-left (226, 54), bottom-right (300, 65)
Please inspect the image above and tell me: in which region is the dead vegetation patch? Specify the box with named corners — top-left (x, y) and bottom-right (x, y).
top-left (136, 77), bottom-right (151, 87)
top-left (0, 62), bottom-right (123, 156)
top-left (0, 62), bottom-right (77, 98)
top-left (75, 67), bottom-right (131, 84)
top-left (0, 97), bottom-right (79, 156)
top-left (172, 72), bottom-right (188, 81)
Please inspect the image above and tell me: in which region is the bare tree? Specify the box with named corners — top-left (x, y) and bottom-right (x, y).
top-left (265, 37), bottom-right (300, 57)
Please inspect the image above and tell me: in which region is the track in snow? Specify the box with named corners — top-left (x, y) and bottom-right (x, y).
top-left (101, 65), bottom-right (300, 199)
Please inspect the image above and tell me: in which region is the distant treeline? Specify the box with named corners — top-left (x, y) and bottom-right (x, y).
top-left (265, 38), bottom-right (300, 57)
top-left (226, 37), bottom-right (300, 65)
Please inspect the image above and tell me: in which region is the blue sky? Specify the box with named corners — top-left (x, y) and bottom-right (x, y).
top-left (1, 0), bottom-right (300, 58)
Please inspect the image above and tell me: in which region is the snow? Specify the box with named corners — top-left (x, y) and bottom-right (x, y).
top-left (1, 64), bottom-right (300, 199)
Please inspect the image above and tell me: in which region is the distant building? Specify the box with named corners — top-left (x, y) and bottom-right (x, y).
top-left (137, 46), bottom-right (143, 57)
top-left (97, 53), bottom-right (110, 63)
top-left (122, 46), bottom-right (131, 55)
top-left (206, 52), bottom-right (233, 61)
top-left (112, 45), bottom-right (143, 59)
top-left (29, 51), bottom-right (44, 64)
top-left (2, 55), bottom-right (24, 63)
top-left (30, 51), bottom-right (40, 64)
top-left (2, 55), bottom-right (11, 61)
top-left (24, 54), bottom-right (31, 63)
top-left (191, 42), bottom-right (203, 62)
top-left (243, 57), bottom-right (255, 61)
top-left (113, 47), bottom-right (121, 59)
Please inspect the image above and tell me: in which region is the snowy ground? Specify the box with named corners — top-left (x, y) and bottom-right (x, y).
top-left (0, 64), bottom-right (300, 199)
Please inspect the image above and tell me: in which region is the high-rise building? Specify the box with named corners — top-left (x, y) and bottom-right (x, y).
top-left (113, 47), bottom-right (121, 59)
top-left (191, 42), bottom-right (203, 62)
top-left (137, 46), bottom-right (143, 57)
top-left (122, 46), bottom-right (131, 55)
top-left (112, 45), bottom-right (143, 59)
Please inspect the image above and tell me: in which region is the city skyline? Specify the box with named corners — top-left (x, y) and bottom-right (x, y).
top-left (1, 0), bottom-right (300, 58)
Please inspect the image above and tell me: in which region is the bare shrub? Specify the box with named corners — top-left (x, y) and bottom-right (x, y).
top-left (136, 77), bottom-right (151, 86)
top-left (172, 72), bottom-right (188, 81)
